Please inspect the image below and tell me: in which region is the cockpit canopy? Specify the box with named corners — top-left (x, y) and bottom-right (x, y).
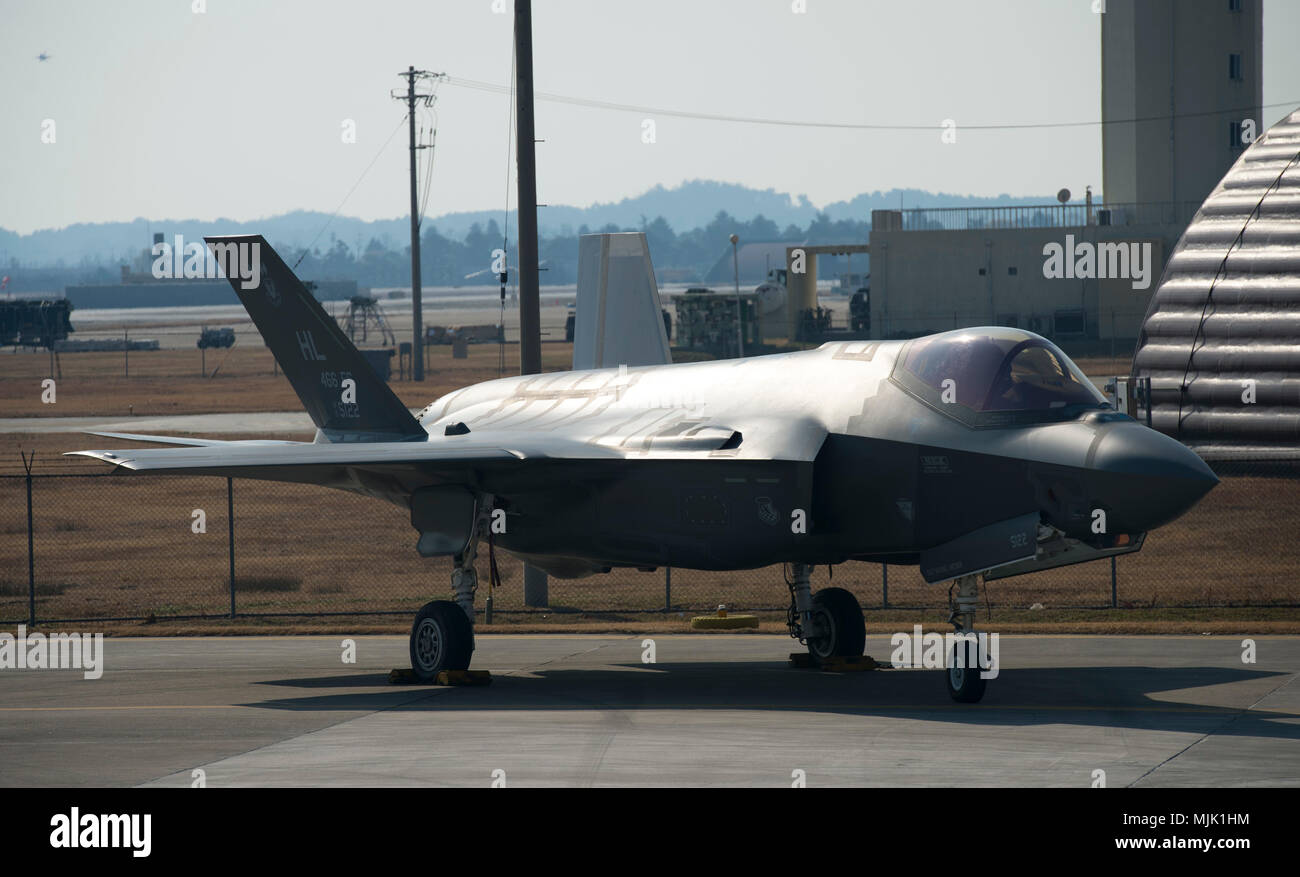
top-left (893, 327), bottom-right (1110, 426)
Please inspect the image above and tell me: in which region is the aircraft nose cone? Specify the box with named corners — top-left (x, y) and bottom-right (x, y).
top-left (1091, 423), bottom-right (1218, 531)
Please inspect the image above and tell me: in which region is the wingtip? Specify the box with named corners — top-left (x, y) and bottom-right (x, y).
top-left (64, 449), bottom-right (135, 470)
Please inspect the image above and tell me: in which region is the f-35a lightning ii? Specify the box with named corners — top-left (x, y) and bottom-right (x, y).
top-left (73, 236), bottom-right (1217, 702)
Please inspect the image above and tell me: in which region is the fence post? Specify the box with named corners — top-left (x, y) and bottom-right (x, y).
top-left (664, 566), bottom-right (671, 611)
top-left (227, 477), bottom-right (236, 618)
top-left (882, 562), bottom-right (888, 609)
top-left (22, 452), bottom-right (35, 627)
top-left (1110, 556), bottom-right (1117, 609)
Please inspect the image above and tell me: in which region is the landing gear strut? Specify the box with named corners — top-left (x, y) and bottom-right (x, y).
top-left (944, 573), bottom-right (987, 703)
top-left (786, 563), bottom-right (866, 664)
top-left (409, 496), bottom-right (492, 682)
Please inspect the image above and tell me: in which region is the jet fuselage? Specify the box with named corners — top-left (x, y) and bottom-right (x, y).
top-left (414, 328), bottom-right (1216, 577)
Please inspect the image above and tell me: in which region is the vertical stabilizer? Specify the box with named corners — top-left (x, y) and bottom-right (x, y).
top-left (205, 234), bottom-right (423, 442)
top-left (573, 232), bottom-right (672, 370)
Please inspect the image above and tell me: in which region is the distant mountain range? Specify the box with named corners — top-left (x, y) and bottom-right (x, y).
top-left (0, 180), bottom-right (1071, 268)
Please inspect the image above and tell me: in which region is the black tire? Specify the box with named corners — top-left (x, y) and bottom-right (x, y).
top-left (409, 600), bottom-right (474, 681)
top-left (945, 637), bottom-right (987, 703)
top-left (806, 587), bottom-right (866, 662)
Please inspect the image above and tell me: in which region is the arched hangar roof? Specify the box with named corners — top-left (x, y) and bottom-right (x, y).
top-left (1133, 108), bottom-right (1300, 460)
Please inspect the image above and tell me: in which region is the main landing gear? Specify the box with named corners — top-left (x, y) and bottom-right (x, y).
top-left (409, 502), bottom-right (488, 683)
top-left (785, 562), bottom-right (866, 664)
top-left (410, 599), bottom-right (474, 680)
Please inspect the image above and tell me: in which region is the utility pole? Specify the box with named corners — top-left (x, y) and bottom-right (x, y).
top-left (730, 234), bottom-right (744, 358)
top-left (515, 0), bottom-right (542, 377)
top-left (394, 66), bottom-right (445, 382)
top-left (515, 0), bottom-right (547, 611)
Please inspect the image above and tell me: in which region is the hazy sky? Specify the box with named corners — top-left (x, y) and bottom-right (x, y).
top-left (3, 0), bottom-right (1298, 235)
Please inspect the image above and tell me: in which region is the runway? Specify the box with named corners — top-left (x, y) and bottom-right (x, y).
top-left (0, 635), bottom-right (1296, 787)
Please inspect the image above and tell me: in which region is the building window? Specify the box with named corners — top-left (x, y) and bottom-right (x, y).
top-left (1229, 0), bottom-right (1241, 11)
top-left (1007, 266), bottom-right (1018, 276)
top-left (978, 267), bottom-right (986, 276)
top-left (1229, 53), bottom-right (1243, 81)
top-left (1053, 309), bottom-right (1088, 337)
top-left (1229, 120), bottom-right (1246, 150)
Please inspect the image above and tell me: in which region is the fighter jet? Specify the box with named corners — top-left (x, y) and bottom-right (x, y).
top-left (72, 235), bottom-right (1217, 701)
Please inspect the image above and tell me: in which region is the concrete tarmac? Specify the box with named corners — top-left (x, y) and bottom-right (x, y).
top-left (0, 634), bottom-right (1296, 787)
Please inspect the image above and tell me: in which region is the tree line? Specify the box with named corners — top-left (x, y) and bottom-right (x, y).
top-left (290, 210), bottom-right (872, 287)
top-left (6, 210), bottom-right (873, 294)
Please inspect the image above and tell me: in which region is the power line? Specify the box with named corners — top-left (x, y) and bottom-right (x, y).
top-left (416, 77), bottom-right (442, 227)
top-left (417, 111), bottom-right (438, 227)
top-left (443, 76), bottom-right (1297, 133)
top-left (292, 113), bottom-right (409, 271)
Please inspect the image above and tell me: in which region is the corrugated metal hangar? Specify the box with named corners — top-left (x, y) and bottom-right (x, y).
top-left (1133, 109), bottom-right (1300, 459)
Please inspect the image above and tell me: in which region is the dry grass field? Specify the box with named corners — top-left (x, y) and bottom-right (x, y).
top-left (0, 342), bottom-right (577, 419)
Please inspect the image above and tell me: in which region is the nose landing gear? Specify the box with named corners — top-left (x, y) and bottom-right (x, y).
top-left (945, 573), bottom-right (988, 703)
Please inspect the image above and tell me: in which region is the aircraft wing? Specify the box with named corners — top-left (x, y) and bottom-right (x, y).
top-left (83, 430), bottom-right (304, 448)
top-left (72, 439), bottom-right (522, 472)
top-left (67, 435), bottom-right (582, 505)
top-left (70, 416), bottom-right (821, 500)
top-left (70, 433), bottom-right (605, 480)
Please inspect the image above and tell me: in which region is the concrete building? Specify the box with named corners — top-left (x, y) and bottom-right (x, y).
top-left (868, 204), bottom-right (1192, 343)
top-left (1102, 0), bottom-right (1262, 209)
top-left (862, 0), bottom-right (1263, 350)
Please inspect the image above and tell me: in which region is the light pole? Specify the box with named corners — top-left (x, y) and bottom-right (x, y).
top-left (730, 233), bottom-right (744, 358)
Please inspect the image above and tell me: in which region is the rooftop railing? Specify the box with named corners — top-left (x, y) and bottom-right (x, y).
top-left (896, 201), bottom-right (1203, 232)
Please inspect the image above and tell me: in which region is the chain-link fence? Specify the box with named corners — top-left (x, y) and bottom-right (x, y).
top-left (2, 465), bottom-right (1298, 625)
